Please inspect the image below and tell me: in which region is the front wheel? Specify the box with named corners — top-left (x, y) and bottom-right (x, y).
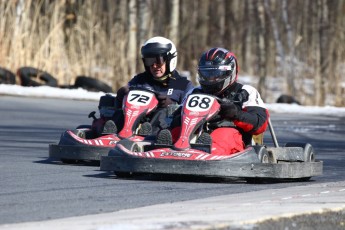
top-left (253, 146), bottom-right (274, 163)
top-left (117, 139), bottom-right (141, 152)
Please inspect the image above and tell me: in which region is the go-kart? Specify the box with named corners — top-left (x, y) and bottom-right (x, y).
top-left (49, 88), bottom-right (160, 163)
top-left (100, 93), bottom-right (323, 182)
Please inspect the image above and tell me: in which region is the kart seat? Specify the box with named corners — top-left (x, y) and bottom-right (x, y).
top-left (252, 133), bottom-right (264, 145)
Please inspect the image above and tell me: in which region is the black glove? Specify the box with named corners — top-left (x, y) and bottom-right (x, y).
top-left (157, 94), bottom-right (174, 108)
top-left (115, 86), bottom-right (130, 108)
top-left (233, 89), bottom-right (249, 103)
top-left (219, 100), bottom-right (241, 120)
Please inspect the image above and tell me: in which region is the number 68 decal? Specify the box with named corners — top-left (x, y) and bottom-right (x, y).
top-left (186, 94), bottom-right (215, 112)
top-left (127, 90), bottom-right (154, 106)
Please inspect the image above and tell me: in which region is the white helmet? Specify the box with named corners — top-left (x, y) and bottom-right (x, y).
top-left (141, 36), bottom-right (177, 75)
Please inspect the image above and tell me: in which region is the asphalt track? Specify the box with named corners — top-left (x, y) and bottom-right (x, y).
top-left (0, 95), bottom-right (344, 229)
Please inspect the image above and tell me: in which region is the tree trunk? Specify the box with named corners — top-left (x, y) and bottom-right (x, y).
top-left (264, 0), bottom-right (286, 94)
top-left (316, 0), bottom-right (329, 106)
top-left (332, 0), bottom-right (345, 106)
top-left (255, 0), bottom-right (267, 100)
top-left (138, 0), bottom-right (150, 45)
top-left (168, 0), bottom-right (179, 45)
top-left (281, 0), bottom-right (296, 97)
top-left (241, 0), bottom-right (251, 75)
top-left (127, 0), bottom-right (137, 78)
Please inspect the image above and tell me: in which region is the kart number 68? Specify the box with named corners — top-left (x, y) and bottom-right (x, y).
top-left (186, 94), bottom-right (215, 112)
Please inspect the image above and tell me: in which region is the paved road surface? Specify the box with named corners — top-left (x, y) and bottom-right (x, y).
top-left (0, 96), bottom-right (344, 229)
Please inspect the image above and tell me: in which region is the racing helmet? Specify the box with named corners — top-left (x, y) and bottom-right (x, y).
top-left (198, 47), bottom-right (239, 95)
top-left (141, 36), bottom-right (178, 78)
top-left (98, 94), bottom-right (116, 118)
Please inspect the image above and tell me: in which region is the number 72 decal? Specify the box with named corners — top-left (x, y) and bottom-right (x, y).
top-left (126, 90), bottom-right (154, 106)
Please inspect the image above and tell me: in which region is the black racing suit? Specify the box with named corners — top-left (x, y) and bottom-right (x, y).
top-left (115, 70), bottom-right (194, 134)
top-left (171, 82), bottom-right (269, 146)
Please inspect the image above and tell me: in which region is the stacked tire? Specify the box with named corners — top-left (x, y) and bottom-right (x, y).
top-left (17, 67), bottom-right (58, 87)
top-left (0, 67), bottom-right (16, 85)
top-left (1, 66), bottom-right (113, 93)
top-left (74, 76), bottom-right (113, 93)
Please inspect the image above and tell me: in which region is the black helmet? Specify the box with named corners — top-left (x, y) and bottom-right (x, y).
top-left (141, 36), bottom-right (177, 77)
top-left (198, 47), bottom-right (238, 95)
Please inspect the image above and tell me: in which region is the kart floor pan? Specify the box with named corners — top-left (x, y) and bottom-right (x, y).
top-left (100, 156), bottom-right (323, 180)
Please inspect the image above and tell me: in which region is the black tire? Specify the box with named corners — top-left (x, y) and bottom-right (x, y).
top-left (73, 126), bottom-right (94, 139)
top-left (117, 139), bottom-right (141, 152)
top-left (17, 67), bottom-right (58, 87)
top-left (284, 142), bottom-right (315, 162)
top-left (61, 159), bottom-right (78, 164)
top-left (245, 177), bottom-right (265, 184)
top-left (74, 76), bottom-right (112, 93)
top-left (284, 142), bottom-right (314, 182)
top-left (0, 67), bottom-right (16, 84)
top-left (276, 94), bottom-right (301, 105)
top-left (114, 171), bottom-right (133, 178)
top-left (59, 84), bottom-right (76, 89)
top-left (253, 145), bottom-right (274, 163)
top-left (76, 125), bottom-right (92, 129)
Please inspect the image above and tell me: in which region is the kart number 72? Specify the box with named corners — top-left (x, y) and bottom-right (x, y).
top-left (127, 90), bottom-right (155, 106)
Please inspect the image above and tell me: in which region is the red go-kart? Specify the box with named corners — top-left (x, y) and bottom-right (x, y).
top-left (100, 93), bottom-right (323, 182)
top-left (49, 88), bottom-right (160, 163)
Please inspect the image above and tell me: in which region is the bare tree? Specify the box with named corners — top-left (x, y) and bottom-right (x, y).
top-left (127, 0), bottom-right (137, 78)
top-left (254, 0), bottom-right (267, 99)
top-left (168, 0), bottom-right (179, 45)
top-left (263, 0), bottom-right (286, 93)
top-left (1, 1), bottom-right (345, 106)
top-left (281, 0), bottom-right (296, 97)
top-left (138, 0), bottom-right (150, 44)
top-left (316, 0), bottom-right (329, 106)
top-left (330, 0), bottom-right (345, 106)
top-left (241, 0), bottom-right (253, 75)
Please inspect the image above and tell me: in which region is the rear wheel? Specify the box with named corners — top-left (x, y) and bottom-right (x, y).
top-left (284, 142), bottom-right (314, 182)
top-left (284, 142), bottom-right (315, 162)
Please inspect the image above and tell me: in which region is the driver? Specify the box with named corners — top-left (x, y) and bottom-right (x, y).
top-left (158, 47), bottom-right (269, 155)
top-left (92, 36), bottom-right (194, 136)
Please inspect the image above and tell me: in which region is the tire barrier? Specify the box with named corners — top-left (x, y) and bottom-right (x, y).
top-left (74, 76), bottom-right (113, 93)
top-left (17, 67), bottom-right (58, 87)
top-left (276, 94), bottom-right (301, 105)
top-left (0, 67), bottom-right (16, 85)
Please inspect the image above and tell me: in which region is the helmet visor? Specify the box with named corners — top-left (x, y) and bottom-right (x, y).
top-left (198, 65), bottom-right (233, 85)
top-left (143, 55), bottom-right (166, 66)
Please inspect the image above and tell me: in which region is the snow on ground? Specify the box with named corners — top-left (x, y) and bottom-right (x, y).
top-left (1, 83), bottom-right (345, 117)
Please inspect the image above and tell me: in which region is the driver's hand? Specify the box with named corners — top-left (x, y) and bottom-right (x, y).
top-left (115, 86), bottom-right (130, 108)
top-left (219, 100), bottom-right (241, 120)
top-left (157, 94), bottom-right (174, 108)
